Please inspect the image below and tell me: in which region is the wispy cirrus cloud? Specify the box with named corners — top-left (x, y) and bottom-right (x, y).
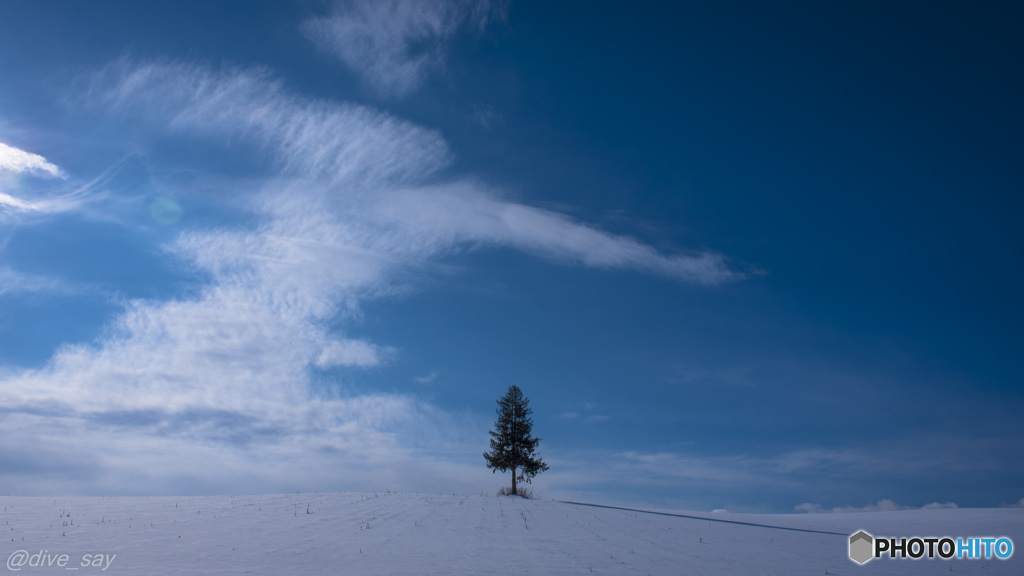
top-left (316, 338), bottom-right (395, 368)
top-left (414, 371), bottom-right (438, 385)
top-left (0, 141), bottom-right (73, 217)
top-left (302, 0), bottom-right (507, 98)
top-left (558, 401), bottom-right (608, 425)
top-left (0, 141), bottom-right (66, 179)
top-left (541, 437), bottom-right (1024, 510)
top-left (0, 59), bottom-right (741, 495)
top-left (794, 500), bottom-right (960, 514)
top-left (0, 140), bottom-right (115, 224)
top-left (468, 103), bottom-right (503, 130)
top-left (0, 186), bottom-right (96, 219)
top-left (87, 60), bottom-right (741, 285)
top-left (0, 267), bottom-right (78, 298)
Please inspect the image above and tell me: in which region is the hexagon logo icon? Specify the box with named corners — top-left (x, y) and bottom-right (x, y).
top-left (849, 530), bottom-right (874, 564)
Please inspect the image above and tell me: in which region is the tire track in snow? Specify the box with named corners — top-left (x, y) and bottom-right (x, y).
top-left (558, 501), bottom-right (846, 536)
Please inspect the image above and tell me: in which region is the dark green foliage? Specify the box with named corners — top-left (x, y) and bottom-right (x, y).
top-left (483, 385), bottom-right (549, 495)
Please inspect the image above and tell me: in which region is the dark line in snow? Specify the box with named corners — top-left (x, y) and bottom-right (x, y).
top-left (557, 501), bottom-right (847, 536)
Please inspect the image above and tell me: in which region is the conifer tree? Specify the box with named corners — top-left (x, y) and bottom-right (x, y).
top-left (483, 385), bottom-right (549, 495)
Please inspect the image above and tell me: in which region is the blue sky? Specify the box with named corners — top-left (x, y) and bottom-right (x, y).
top-left (0, 0), bottom-right (1021, 513)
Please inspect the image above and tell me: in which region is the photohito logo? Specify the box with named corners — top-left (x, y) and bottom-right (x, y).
top-left (848, 530), bottom-right (1014, 565)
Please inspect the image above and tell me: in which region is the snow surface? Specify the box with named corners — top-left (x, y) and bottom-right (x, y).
top-left (1, 492), bottom-right (1021, 574)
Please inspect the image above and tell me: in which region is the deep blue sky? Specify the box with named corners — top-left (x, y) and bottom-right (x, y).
top-left (0, 0), bottom-right (1021, 512)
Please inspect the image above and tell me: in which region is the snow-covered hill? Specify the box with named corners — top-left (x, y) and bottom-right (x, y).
top-left (1, 493), bottom-right (1020, 574)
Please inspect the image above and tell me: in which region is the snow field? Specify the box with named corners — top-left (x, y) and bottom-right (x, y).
top-left (1, 493), bottom-right (1021, 575)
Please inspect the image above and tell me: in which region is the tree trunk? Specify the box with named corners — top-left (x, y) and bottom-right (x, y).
top-left (511, 466), bottom-right (517, 495)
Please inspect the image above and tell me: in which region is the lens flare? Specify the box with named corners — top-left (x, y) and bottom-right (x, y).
top-left (149, 197), bottom-right (183, 225)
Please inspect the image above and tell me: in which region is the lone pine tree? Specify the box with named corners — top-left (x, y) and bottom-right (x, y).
top-left (483, 385), bottom-right (549, 495)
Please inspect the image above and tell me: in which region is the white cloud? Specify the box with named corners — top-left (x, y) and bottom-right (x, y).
top-left (0, 191), bottom-right (36, 212)
top-left (372, 184), bottom-right (740, 284)
top-left (317, 339), bottom-right (393, 368)
top-left (1001, 497), bottom-right (1024, 508)
top-left (414, 371), bottom-right (438, 385)
top-left (921, 501), bottom-right (960, 510)
top-left (0, 59), bottom-right (743, 494)
top-left (468, 103), bottom-right (503, 130)
top-left (0, 141), bottom-right (66, 178)
top-left (303, 0), bottom-right (507, 98)
top-left (794, 499), bottom-right (960, 514)
top-left (89, 59), bottom-right (449, 188)
top-left (0, 267), bottom-right (76, 298)
top-left (542, 441), bottom-right (987, 511)
top-left (0, 142), bottom-right (115, 223)
top-left (558, 409), bottom-right (607, 424)
top-left (0, 189), bottom-right (94, 218)
top-left (87, 60), bottom-right (741, 285)
top-left (0, 141), bottom-right (80, 219)
top-left (614, 451), bottom-right (757, 484)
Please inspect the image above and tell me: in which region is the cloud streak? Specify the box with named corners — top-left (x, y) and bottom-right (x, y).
top-left (316, 339), bottom-right (394, 368)
top-left (87, 60), bottom-right (741, 285)
top-left (0, 141), bottom-right (76, 218)
top-left (0, 141), bottom-right (117, 224)
top-left (539, 437), bottom-right (1023, 511)
top-left (0, 141), bottom-right (66, 178)
top-left (0, 267), bottom-right (78, 298)
top-left (303, 0), bottom-right (507, 98)
top-left (794, 500), bottom-right (960, 514)
top-left (0, 59), bottom-right (741, 495)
